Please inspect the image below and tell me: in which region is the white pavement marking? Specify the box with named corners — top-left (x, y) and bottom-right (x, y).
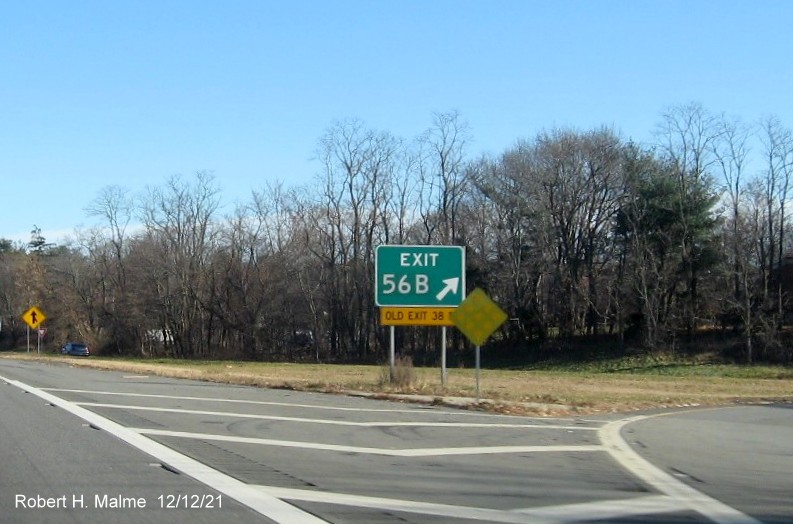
top-left (512, 494), bottom-right (683, 521)
top-left (46, 387), bottom-right (599, 425)
top-left (258, 485), bottom-right (556, 524)
top-left (45, 388), bottom-right (429, 413)
top-left (42, 388), bottom-right (448, 416)
top-left (135, 428), bottom-right (604, 457)
top-left (259, 486), bottom-right (683, 524)
top-left (600, 415), bottom-right (764, 524)
top-left (76, 401), bottom-right (595, 430)
top-left (1, 375), bottom-right (327, 524)
top-left (27, 381), bottom-right (760, 522)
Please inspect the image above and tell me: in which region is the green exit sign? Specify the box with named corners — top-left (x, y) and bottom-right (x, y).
top-left (375, 245), bottom-right (465, 307)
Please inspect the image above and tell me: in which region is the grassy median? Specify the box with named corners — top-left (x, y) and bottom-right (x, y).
top-left (2, 352), bottom-right (792, 416)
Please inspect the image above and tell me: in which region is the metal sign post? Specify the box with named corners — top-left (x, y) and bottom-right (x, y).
top-left (441, 327), bottom-right (447, 387)
top-left (475, 345), bottom-right (481, 402)
top-left (450, 289), bottom-right (508, 404)
top-left (389, 326), bottom-right (395, 381)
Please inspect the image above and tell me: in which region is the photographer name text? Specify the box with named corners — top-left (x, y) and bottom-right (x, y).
top-left (15, 493), bottom-right (222, 510)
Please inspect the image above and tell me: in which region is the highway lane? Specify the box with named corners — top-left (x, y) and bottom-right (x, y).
top-left (622, 405), bottom-right (793, 524)
top-left (1, 358), bottom-right (789, 523)
top-left (0, 367), bottom-right (283, 523)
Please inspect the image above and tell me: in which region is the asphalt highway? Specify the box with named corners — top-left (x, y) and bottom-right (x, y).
top-left (1, 358), bottom-right (790, 523)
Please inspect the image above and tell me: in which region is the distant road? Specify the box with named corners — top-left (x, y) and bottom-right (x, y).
top-left (1, 358), bottom-right (791, 523)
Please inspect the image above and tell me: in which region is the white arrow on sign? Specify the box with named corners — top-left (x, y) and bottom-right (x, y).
top-left (435, 277), bottom-right (460, 301)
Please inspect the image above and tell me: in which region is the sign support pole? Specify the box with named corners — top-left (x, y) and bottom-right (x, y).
top-left (441, 327), bottom-right (447, 387)
top-left (389, 326), bottom-right (395, 381)
top-left (37, 329), bottom-right (41, 354)
top-left (26, 325), bottom-right (30, 353)
top-left (475, 345), bottom-right (481, 403)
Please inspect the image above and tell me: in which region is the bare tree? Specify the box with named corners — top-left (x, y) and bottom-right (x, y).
top-left (758, 116), bottom-right (793, 326)
top-left (0, 243), bottom-right (28, 347)
top-left (713, 117), bottom-right (751, 302)
top-left (139, 172), bottom-right (220, 358)
top-left (304, 120), bottom-right (401, 360)
top-left (416, 111), bottom-right (470, 245)
top-left (530, 128), bottom-right (625, 337)
top-left (711, 116), bottom-right (756, 358)
top-left (468, 151), bottom-right (548, 342)
top-left (82, 185), bottom-right (139, 353)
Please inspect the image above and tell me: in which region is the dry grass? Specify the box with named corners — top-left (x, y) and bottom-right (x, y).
top-left (3, 353), bottom-right (792, 416)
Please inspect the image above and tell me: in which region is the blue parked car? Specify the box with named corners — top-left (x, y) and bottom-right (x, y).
top-left (61, 342), bottom-right (90, 356)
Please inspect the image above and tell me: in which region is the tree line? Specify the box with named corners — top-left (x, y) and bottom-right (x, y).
top-left (1, 104), bottom-right (792, 364)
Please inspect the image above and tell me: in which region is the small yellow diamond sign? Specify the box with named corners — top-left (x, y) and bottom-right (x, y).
top-left (22, 306), bottom-right (46, 329)
top-left (451, 288), bottom-right (507, 346)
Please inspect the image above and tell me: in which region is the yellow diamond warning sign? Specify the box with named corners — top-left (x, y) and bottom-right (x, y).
top-left (22, 306), bottom-right (46, 329)
top-left (451, 289), bottom-right (507, 346)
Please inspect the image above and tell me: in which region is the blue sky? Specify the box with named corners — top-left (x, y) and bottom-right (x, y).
top-left (2, 1), bottom-right (791, 245)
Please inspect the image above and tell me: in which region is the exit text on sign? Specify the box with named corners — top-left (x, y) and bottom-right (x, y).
top-left (375, 245), bottom-right (465, 307)
top-left (379, 307), bottom-right (455, 326)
